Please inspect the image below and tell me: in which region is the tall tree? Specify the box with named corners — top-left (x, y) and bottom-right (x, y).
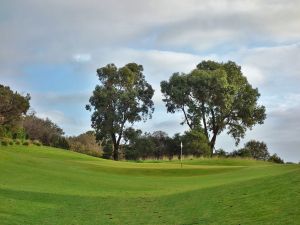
top-left (0, 84), bottom-right (30, 131)
top-left (86, 63), bottom-right (154, 160)
top-left (161, 60), bottom-right (266, 156)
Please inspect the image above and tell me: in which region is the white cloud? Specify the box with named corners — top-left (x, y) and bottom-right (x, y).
top-left (73, 54), bottom-right (91, 63)
top-left (241, 65), bottom-right (265, 86)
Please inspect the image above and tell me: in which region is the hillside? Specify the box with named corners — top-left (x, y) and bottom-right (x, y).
top-left (0, 145), bottom-right (299, 225)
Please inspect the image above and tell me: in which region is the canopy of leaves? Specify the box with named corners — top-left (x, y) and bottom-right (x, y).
top-left (0, 84), bottom-right (30, 129)
top-left (243, 140), bottom-right (270, 160)
top-left (182, 129), bottom-right (211, 157)
top-left (161, 60), bottom-right (266, 154)
top-left (86, 63), bottom-right (154, 160)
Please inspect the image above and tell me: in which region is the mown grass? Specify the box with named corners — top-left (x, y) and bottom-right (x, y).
top-left (0, 145), bottom-right (299, 225)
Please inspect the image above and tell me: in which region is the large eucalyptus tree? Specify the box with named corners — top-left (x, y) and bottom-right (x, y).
top-left (161, 60), bottom-right (266, 156)
top-left (86, 63), bottom-right (154, 160)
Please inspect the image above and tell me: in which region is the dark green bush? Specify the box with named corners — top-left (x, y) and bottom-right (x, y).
top-left (9, 140), bottom-right (14, 145)
top-left (23, 140), bottom-right (31, 146)
top-left (15, 139), bottom-right (21, 145)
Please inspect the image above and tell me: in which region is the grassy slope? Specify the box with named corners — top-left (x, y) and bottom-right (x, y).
top-left (0, 145), bottom-right (299, 225)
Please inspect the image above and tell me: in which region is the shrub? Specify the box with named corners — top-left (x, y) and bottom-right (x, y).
top-left (23, 140), bottom-right (31, 146)
top-left (214, 149), bottom-right (228, 157)
top-left (15, 139), bottom-right (21, 145)
top-left (33, 140), bottom-right (42, 146)
top-left (0, 138), bottom-right (13, 146)
top-left (1, 139), bottom-right (9, 146)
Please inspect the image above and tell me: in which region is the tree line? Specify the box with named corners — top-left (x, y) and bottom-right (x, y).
top-left (86, 60), bottom-right (266, 160)
top-left (0, 60), bottom-right (284, 163)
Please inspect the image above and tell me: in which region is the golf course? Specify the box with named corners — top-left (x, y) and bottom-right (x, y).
top-left (0, 145), bottom-right (299, 225)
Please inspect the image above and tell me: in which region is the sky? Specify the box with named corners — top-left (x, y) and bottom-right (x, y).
top-left (0, 0), bottom-right (300, 162)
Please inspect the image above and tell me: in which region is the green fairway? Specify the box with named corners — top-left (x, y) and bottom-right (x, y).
top-left (0, 145), bottom-right (299, 225)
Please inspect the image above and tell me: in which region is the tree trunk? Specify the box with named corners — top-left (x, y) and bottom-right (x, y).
top-left (113, 143), bottom-right (119, 161)
top-left (201, 102), bottom-right (209, 140)
top-left (210, 133), bottom-right (217, 157)
top-left (111, 133), bottom-right (119, 161)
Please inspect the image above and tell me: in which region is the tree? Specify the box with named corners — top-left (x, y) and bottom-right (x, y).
top-left (0, 84), bottom-right (30, 134)
top-left (86, 63), bottom-right (154, 160)
top-left (268, 153), bottom-right (284, 164)
top-left (151, 131), bottom-right (169, 160)
top-left (161, 60), bottom-right (266, 156)
top-left (243, 140), bottom-right (269, 160)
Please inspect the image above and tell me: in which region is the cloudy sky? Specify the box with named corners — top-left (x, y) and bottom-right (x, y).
top-left (1, 0), bottom-right (300, 162)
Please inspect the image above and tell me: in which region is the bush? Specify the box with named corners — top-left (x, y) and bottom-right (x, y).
top-left (0, 138), bottom-right (13, 146)
top-left (214, 149), bottom-right (228, 157)
top-left (23, 140), bottom-right (31, 146)
top-left (1, 139), bottom-right (9, 146)
top-left (33, 140), bottom-right (42, 146)
top-left (15, 139), bottom-right (21, 145)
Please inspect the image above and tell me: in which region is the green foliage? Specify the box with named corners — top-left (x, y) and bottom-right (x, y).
top-left (0, 138), bottom-right (10, 146)
top-left (123, 129), bottom-right (211, 160)
top-left (231, 148), bottom-right (252, 158)
top-left (102, 142), bottom-right (113, 159)
top-left (0, 126), bottom-right (11, 138)
top-left (53, 137), bottom-right (70, 150)
top-left (243, 140), bottom-right (269, 160)
top-left (22, 140), bottom-right (31, 146)
top-left (68, 131), bottom-right (102, 157)
top-left (86, 63), bottom-right (154, 160)
top-left (15, 139), bottom-right (21, 145)
top-left (214, 148), bottom-right (228, 157)
top-left (182, 129), bottom-right (211, 157)
top-left (0, 84), bottom-right (30, 129)
top-left (23, 114), bottom-right (68, 149)
top-left (161, 60), bottom-right (266, 155)
top-left (33, 140), bottom-right (42, 146)
top-left (0, 126), bottom-right (26, 140)
top-left (268, 153), bottom-right (284, 164)
top-left (12, 127), bottom-right (26, 140)
top-left (230, 140), bottom-right (270, 161)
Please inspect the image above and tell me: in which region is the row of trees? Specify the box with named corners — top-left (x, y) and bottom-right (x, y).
top-left (103, 129), bottom-right (210, 160)
top-left (23, 113), bottom-right (70, 149)
top-left (0, 84), bottom-right (69, 149)
top-left (0, 57), bottom-right (283, 163)
top-left (215, 140), bottom-right (284, 163)
top-left (100, 128), bottom-right (283, 163)
top-left (87, 60), bottom-right (266, 160)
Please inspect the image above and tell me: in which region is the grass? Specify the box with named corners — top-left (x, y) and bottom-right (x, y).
top-left (0, 145), bottom-right (299, 225)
